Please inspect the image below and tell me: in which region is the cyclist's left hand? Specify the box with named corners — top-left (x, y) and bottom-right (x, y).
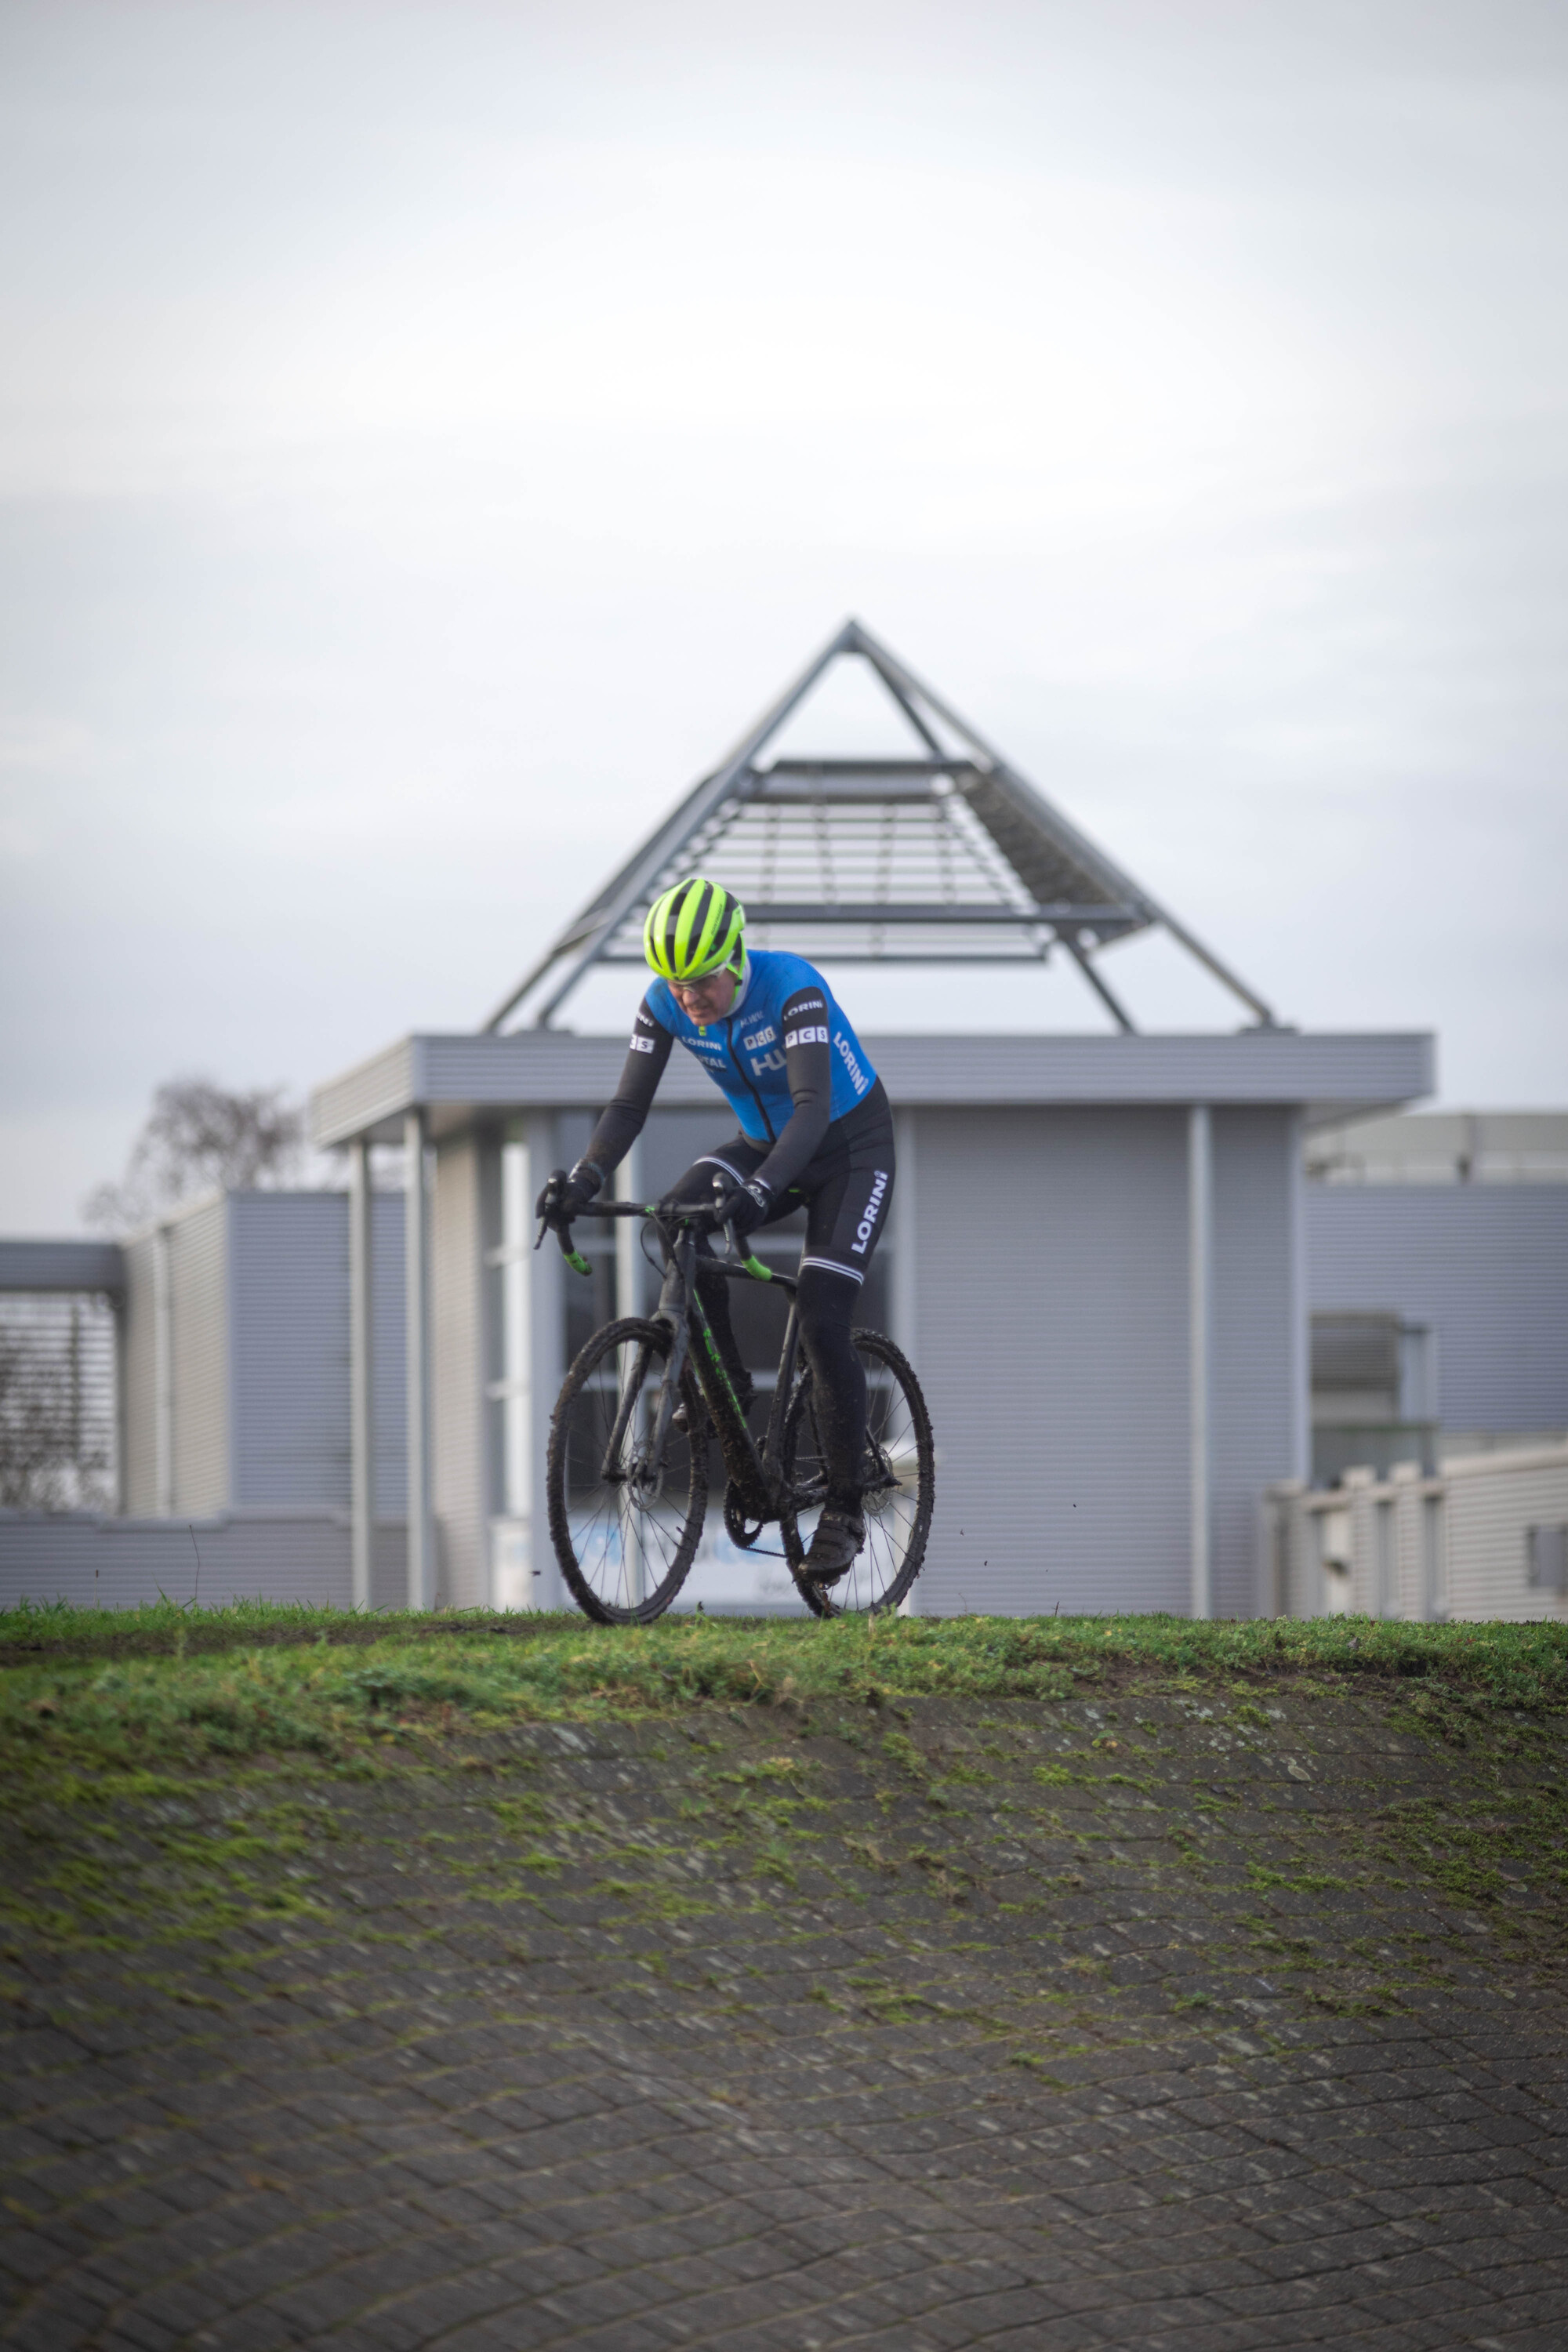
top-left (717, 1178), bottom-right (772, 1240)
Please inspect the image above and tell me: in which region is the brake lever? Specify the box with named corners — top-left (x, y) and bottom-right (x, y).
top-left (723, 1208), bottom-right (772, 1284)
top-left (532, 1182), bottom-right (590, 1278)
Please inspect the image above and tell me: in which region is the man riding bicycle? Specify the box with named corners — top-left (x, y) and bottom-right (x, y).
top-left (536, 874), bottom-right (894, 1584)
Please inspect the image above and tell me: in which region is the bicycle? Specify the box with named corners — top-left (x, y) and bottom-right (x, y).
top-left (538, 1175), bottom-right (935, 1624)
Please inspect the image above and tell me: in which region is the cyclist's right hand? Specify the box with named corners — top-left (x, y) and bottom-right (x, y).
top-left (535, 1164), bottom-right (601, 1223)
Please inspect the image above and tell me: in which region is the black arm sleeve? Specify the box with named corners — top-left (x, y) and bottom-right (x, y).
top-left (750, 988), bottom-right (835, 1198)
top-left (573, 997), bottom-right (673, 1188)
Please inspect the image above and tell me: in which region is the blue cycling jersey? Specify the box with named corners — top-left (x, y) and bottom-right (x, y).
top-left (645, 950), bottom-right (878, 1145)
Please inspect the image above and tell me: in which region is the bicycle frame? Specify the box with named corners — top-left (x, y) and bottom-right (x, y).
top-left (539, 1195), bottom-right (801, 1519)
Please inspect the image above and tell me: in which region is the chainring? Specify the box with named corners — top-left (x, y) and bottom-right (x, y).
top-left (722, 1479), bottom-right (774, 1550)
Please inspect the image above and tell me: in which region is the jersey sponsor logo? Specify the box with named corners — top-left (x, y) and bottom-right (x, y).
top-left (750, 1049), bottom-right (786, 1076)
top-left (741, 1025), bottom-right (777, 1051)
top-left (789, 996), bottom-right (825, 1012)
top-left (686, 1033), bottom-right (724, 1053)
top-left (850, 1167), bottom-right (889, 1256)
top-left (835, 1031), bottom-right (869, 1095)
top-left (785, 1024), bottom-right (829, 1049)
top-left (629, 1035), bottom-right (655, 1054)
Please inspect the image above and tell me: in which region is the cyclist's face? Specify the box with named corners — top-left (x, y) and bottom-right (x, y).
top-left (669, 967), bottom-right (738, 1024)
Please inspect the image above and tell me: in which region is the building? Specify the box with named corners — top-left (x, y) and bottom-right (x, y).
top-left (4, 622), bottom-right (1454, 1617)
top-left (1305, 1112), bottom-right (1568, 1476)
top-left (305, 621), bottom-right (1428, 1618)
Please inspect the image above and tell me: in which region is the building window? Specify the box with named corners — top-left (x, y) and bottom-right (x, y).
top-left (0, 1294), bottom-right (118, 1512)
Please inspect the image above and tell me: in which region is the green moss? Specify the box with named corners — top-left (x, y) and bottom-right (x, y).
top-left (1247, 1865), bottom-right (1351, 1893)
top-left (6, 1605), bottom-right (1566, 2034)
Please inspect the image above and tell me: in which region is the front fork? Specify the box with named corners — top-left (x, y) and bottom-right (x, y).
top-left (600, 1243), bottom-right (694, 1486)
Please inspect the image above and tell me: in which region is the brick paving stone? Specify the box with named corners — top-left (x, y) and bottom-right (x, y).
top-left (6, 1687), bottom-right (1568, 2349)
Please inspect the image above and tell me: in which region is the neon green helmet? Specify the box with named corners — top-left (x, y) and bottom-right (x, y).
top-left (643, 875), bottom-right (746, 983)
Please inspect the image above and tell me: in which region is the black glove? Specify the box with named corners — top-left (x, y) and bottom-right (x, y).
top-left (717, 1177), bottom-right (772, 1241)
top-left (535, 1163), bottom-right (602, 1221)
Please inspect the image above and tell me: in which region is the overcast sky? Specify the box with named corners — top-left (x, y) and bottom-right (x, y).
top-left (2, 0), bottom-right (1565, 1231)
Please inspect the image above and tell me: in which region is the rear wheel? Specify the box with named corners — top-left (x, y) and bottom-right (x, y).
top-left (779, 1328), bottom-right (934, 1617)
top-left (546, 1317), bottom-right (707, 1623)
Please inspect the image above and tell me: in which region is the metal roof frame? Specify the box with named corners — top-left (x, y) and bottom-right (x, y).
top-left (485, 618), bottom-right (1277, 1035)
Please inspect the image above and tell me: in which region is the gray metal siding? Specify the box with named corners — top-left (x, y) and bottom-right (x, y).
top-left (228, 1193), bottom-right (350, 1508)
top-left (0, 1508), bottom-right (350, 1609)
top-left (0, 1508), bottom-right (413, 1613)
top-left (873, 1033), bottom-right (1432, 1115)
top-left (432, 1136), bottom-right (488, 1609)
top-left (120, 1234), bottom-right (159, 1515)
top-left (1211, 1110), bottom-right (1300, 1617)
top-left (0, 1240), bottom-right (125, 1292)
top-left (311, 1028), bottom-right (1434, 1145)
top-left (169, 1200), bottom-right (227, 1514)
top-left (912, 1107), bottom-right (1190, 1615)
top-left (115, 1190), bottom-right (407, 1519)
top-left (230, 1187), bottom-right (408, 1519)
top-left (1306, 1186), bottom-right (1568, 1435)
top-left (309, 1037), bottom-right (419, 1149)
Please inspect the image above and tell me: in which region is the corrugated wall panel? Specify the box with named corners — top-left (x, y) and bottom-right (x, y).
top-left (1306, 1186), bottom-right (1568, 1434)
top-left (0, 1508), bottom-right (353, 1609)
top-left (308, 1037), bottom-right (419, 1148)
top-left (912, 1107), bottom-right (1189, 1616)
top-left (169, 1200), bottom-right (227, 1515)
top-left (121, 1235), bottom-right (158, 1515)
top-left (0, 1509), bottom-right (416, 1613)
top-left (432, 1136), bottom-right (488, 1609)
top-left (1445, 1455), bottom-right (1568, 1623)
top-left (1211, 1110), bottom-right (1299, 1619)
top-left (116, 1190), bottom-right (407, 1522)
top-left (228, 1194), bottom-right (351, 1508)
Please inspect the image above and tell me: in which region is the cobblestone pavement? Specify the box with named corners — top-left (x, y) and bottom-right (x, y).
top-left (5, 1679), bottom-right (1568, 2348)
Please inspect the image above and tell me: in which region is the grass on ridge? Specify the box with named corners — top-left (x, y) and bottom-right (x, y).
top-left (2, 1604), bottom-right (1566, 1784)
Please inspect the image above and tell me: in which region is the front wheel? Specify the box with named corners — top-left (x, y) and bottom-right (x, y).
top-left (779, 1329), bottom-right (935, 1617)
top-left (546, 1318), bottom-right (707, 1623)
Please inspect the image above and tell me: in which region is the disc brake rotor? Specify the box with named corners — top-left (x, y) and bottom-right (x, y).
top-left (626, 1452), bottom-right (666, 1511)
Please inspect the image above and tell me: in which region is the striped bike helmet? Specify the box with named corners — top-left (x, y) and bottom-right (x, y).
top-left (643, 876), bottom-right (746, 983)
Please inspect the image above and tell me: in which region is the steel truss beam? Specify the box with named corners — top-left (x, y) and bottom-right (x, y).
top-left (483, 619), bottom-right (1277, 1035)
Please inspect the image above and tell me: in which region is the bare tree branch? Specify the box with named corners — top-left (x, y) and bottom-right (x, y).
top-left (84, 1077), bottom-right (307, 1233)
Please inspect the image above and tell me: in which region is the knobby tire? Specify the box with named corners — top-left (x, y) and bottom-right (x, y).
top-left (779, 1327), bottom-right (935, 1617)
top-left (546, 1316), bottom-right (707, 1624)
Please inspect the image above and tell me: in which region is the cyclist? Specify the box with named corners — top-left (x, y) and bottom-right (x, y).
top-left (537, 875), bottom-right (894, 1584)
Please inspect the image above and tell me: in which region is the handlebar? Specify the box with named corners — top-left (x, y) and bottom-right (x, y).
top-left (533, 1171), bottom-right (773, 1284)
